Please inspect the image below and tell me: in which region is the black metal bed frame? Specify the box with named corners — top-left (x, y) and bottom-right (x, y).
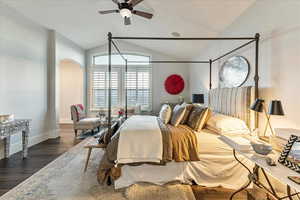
top-left (106, 32), bottom-right (260, 136)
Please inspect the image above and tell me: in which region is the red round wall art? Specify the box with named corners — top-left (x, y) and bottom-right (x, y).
top-left (164, 74), bottom-right (185, 95)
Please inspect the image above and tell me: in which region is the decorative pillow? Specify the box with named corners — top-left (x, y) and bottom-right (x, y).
top-left (159, 104), bottom-right (172, 124)
top-left (75, 104), bottom-right (85, 120)
top-left (71, 104), bottom-right (85, 122)
top-left (180, 103), bottom-right (194, 124)
top-left (206, 113), bottom-right (250, 135)
top-left (170, 104), bottom-right (186, 127)
top-left (187, 106), bottom-right (209, 131)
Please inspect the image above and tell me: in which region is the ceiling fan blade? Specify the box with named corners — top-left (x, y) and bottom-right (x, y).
top-left (132, 10), bottom-right (153, 19)
top-left (112, 0), bottom-right (119, 5)
top-left (124, 16), bottom-right (131, 25)
top-left (98, 10), bottom-right (119, 14)
top-left (128, 0), bottom-right (144, 7)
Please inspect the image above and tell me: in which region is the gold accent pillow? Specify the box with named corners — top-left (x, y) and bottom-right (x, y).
top-left (187, 106), bottom-right (209, 131)
top-left (180, 103), bottom-right (194, 124)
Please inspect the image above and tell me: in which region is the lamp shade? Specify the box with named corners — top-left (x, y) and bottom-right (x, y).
top-left (192, 94), bottom-right (204, 104)
top-left (268, 100), bottom-right (284, 115)
top-left (250, 98), bottom-right (265, 112)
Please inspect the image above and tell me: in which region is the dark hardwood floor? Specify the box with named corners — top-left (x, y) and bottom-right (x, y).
top-left (0, 124), bottom-right (80, 196)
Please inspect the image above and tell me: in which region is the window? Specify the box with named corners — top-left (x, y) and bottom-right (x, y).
top-left (91, 68), bottom-right (120, 109)
top-left (126, 67), bottom-right (151, 110)
top-left (90, 54), bottom-right (152, 111)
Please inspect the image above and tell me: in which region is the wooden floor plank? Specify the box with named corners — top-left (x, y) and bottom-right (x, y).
top-left (0, 127), bottom-right (81, 196)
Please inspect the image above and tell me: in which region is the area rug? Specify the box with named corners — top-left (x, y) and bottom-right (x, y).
top-left (125, 183), bottom-right (195, 200)
top-left (0, 138), bottom-right (196, 200)
top-left (76, 129), bottom-right (100, 140)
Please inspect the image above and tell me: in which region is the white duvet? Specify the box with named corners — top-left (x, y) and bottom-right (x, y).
top-left (117, 115), bottom-right (163, 164)
top-left (115, 128), bottom-right (254, 189)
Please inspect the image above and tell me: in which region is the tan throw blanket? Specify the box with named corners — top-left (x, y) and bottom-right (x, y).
top-left (97, 117), bottom-right (199, 184)
top-left (167, 125), bottom-right (200, 162)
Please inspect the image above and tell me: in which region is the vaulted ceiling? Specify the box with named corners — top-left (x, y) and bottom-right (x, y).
top-left (1, 0), bottom-right (256, 58)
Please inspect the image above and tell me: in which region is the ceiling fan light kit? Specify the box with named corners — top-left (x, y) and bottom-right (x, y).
top-left (99, 0), bottom-right (153, 25)
top-left (120, 8), bottom-right (132, 18)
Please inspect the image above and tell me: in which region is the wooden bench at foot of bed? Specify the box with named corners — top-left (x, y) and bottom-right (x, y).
top-left (84, 141), bottom-right (106, 172)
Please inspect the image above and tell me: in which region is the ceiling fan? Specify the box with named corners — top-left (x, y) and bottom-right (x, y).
top-left (98, 0), bottom-right (153, 25)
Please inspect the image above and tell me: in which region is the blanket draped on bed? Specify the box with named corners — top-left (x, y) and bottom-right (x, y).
top-left (117, 115), bottom-right (164, 164)
top-left (97, 116), bottom-right (200, 184)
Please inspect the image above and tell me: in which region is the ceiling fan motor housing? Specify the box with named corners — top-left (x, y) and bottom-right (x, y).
top-left (119, 2), bottom-right (133, 11)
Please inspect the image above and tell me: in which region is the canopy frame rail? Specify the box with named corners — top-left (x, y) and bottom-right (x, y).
top-left (103, 32), bottom-right (260, 142)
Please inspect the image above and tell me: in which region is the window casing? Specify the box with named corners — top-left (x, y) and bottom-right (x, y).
top-left (90, 54), bottom-right (152, 112)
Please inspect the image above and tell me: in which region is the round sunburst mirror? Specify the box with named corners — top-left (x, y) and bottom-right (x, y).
top-left (219, 56), bottom-right (250, 88)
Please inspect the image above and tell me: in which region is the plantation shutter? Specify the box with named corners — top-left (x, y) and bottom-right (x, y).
top-left (126, 66), bottom-right (152, 111)
top-left (90, 67), bottom-right (120, 110)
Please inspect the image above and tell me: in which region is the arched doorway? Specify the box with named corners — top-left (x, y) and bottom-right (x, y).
top-left (59, 59), bottom-right (83, 124)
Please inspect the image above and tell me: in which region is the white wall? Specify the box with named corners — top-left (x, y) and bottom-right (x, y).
top-left (0, 3), bottom-right (52, 158)
top-left (59, 60), bottom-right (83, 124)
top-left (54, 33), bottom-right (85, 132)
top-left (86, 41), bottom-right (190, 114)
top-left (0, 2), bottom-right (86, 158)
top-left (56, 33), bottom-right (85, 67)
top-left (189, 0), bottom-right (300, 134)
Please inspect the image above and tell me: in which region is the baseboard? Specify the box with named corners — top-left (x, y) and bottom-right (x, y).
top-left (59, 119), bottom-right (72, 124)
top-left (47, 128), bottom-right (60, 139)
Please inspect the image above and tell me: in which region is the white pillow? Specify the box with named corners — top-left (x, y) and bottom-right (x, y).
top-left (206, 113), bottom-right (250, 135)
top-left (159, 104), bottom-right (172, 124)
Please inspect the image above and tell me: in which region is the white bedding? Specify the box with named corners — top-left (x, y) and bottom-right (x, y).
top-left (115, 128), bottom-right (253, 189)
top-left (117, 115), bottom-right (163, 164)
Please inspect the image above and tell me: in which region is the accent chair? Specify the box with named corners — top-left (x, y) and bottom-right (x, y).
top-left (70, 104), bottom-right (101, 137)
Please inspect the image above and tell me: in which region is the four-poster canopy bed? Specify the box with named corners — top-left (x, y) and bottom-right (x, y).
top-left (104, 32), bottom-right (260, 139)
top-left (97, 32), bottom-right (262, 191)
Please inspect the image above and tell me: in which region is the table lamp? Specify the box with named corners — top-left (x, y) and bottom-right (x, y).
top-left (250, 99), bottom-right (284, 136)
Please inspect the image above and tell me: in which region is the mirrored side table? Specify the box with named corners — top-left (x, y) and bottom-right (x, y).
top-left (0, 119), bottom-right (31, 159)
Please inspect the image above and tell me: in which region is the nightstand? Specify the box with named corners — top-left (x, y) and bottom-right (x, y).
top-left (259, 128), bottom-right (300, 152)
top-left (219, 135), bottom-right (300, 200)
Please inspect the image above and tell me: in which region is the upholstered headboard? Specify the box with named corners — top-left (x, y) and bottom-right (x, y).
top-left (208, 86), bottom-right (256, 130)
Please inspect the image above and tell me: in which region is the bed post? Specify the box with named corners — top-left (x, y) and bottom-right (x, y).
top-left (125, 59), bottom-right (128, 119)
top-left (254, 33), bottom-right (260, 129)
top-left (107, 32), bottom-right (112, 140)
top-left (209, 59), bottom-right (212, 90)
top-left (208, 59), bottom-right (212, 106)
